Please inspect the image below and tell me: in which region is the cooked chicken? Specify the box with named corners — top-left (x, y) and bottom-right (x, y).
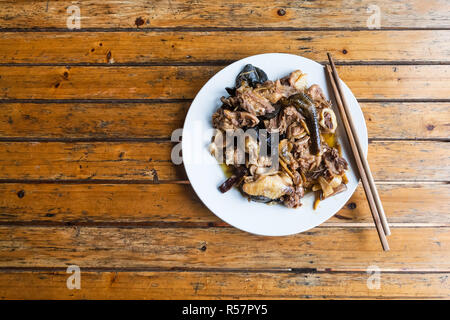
top-left (265, 105), bottom-right (305, 134)
top-left (236, 82), bottom-right (275, 116)
top-left (212, 108), bottom-right (259, 130)
top-left (288, 70), bottom-right (308, 91)
top-left (307, 84), bottom-right (332, 109)
top-left (242, 173), bottom-right (294, 200)
top-left (286, 123), bottom-right (306, 140)
top-left (282, 185), bottom-right (305, 208)
top-left (322, 146), bottom-right (348, 178)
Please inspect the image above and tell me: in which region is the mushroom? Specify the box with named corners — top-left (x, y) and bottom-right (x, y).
top-left (249, 156), bottom-right (278, 178)
top-left (279, 139), bottom-right (294, 164)
top-left (318, 176), bottom-right (334, 198)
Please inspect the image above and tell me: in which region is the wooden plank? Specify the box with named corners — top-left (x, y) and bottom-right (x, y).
top-left (0, 102), bottom-right (448, 140)
top-left (1, 31), bottom-right (449, 64)
top-left (0, 65), bottom-right (449, 100)
top-left (0, 183), bottom-right (448, 225)
top-left (0, 141), bottom-right (182, 182)
top-left (0, 226), bottom-right (448, 270)
top-left (0, 270), bottom-right (448, 299)
top-left (1, 0), bottom-right (449, 29)
top-left (361, 102), bottom-right (450, 139)
top-left (0, 141), bottom-right (447, 181)
top-left (0, 102), bottom-right (189, 139)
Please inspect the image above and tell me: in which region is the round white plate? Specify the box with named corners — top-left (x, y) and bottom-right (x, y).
top-left (182, 53), bottom-right (367, 236)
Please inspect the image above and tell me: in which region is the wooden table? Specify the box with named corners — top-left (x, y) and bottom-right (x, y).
top-left (0, 0), bottom-right (449, 300)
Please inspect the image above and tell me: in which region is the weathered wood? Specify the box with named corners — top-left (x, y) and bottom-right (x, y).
top-left (0, 183), bottom-right (448, 225)
top-left (0, 0), bottom-right (449, 29)
top-left (0, 141), bottom-right (447, 181)
top-left (0, 65), bottom-right (449, 100)
top-left (0, 226), bottom-right (448, 270)
top-left (361, 102), bottom-right (450, 139)
top-left (0, 141), bottom-right (181, 181)
top-left (0, 102), bottom-right (189, 139)
top-left (0, 102), bottom-right (448, 140)
top-left (0, 270), bottom-right (448, 299)
top-left (1, 31), bottom-right (449, 64)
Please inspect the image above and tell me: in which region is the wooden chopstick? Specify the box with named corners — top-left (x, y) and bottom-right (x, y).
top-left (325, 55), bottom-right (390, 251)
top-left (327, 54), bottom-right (390, 237)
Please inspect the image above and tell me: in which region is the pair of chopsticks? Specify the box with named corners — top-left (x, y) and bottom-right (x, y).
top-left (325, 53), bottom-right (391, 251)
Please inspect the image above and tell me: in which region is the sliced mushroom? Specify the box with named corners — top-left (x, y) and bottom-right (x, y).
top-left (328, 175), bottom-right (342, 188)
top-left (318, 176), bottom-right (334, 198)
top-left (279, 139), bottom-right (294, 164)
top-left (248, 156), bottom-right (277, 178)
top-left (242, 174), bottom-right (293, 200)
top-left (319, 108), bottom-right (337, 133)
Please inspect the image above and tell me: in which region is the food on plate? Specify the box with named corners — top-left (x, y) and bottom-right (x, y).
top-left (209, 64), bottom-right (348, 209)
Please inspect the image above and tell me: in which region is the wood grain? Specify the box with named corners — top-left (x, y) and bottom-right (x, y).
top-left (0, 270), bottom-right (448, 299)
top-left (1, 0), bottom-right (449, 29)
top-left (0, 65), bottom-right (449, 100)
top-left (0, 183), bottom-right (448, 225)
top-left (0, 102), bottom-right (189, 139)
top-left (0, 141), bottom-right (180, 182)
top-left (0, 226), bottom-right (448, 270)
top-left (361, 102), bottom-right (450, 139)
top-left (0, 141), bottom-right (447, 181)
top-left (0, 102), bottom-right (448, 140)
top-left (1, 31), bottom-right (449, 64)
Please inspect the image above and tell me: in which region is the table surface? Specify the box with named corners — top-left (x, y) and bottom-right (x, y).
top-left (0, 0), bottom-right (449, 299)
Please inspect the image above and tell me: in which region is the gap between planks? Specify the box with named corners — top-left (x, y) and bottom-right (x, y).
top-left (0, 138), bottom-right (447, 143)
top-left (1, 27), bottom-right (450, 33)
top-left (0, 221), bottom-right (447, 229)
top-left (0, 180), bottom-right (447, 185)
top-left (0, 266), bottom-right (449, 274)
top-left (1, 99), bottom-right (450, 103)
top-left (0, 61), bottom-right (449, 67)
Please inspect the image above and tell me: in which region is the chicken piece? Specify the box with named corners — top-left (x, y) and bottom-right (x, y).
top-left (282, 185), bottom-right (305, 208)
top-left (254, 80), bottom-right (299, 104)
top-left (288, 70), bottom-right (308, 91)
top-left (212, 108), bottom-right (259, 130)
top-left (242, 174), bottom-right (294, 200)
top-left (235, 82), bottom-right (275, 116)
top-left (322, 146), bottom-right (348, 177)
top-left (286, 122), bottom-right (306, 140)
top-left (307, 84), bottom-right (332, 109)
top-left (264, 105), bottom-right (305, 134)
top-left (278, 106), bottom-right (305, 134)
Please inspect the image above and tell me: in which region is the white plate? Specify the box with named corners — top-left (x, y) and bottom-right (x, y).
top-left (182, 53), bottom-right (367, 236)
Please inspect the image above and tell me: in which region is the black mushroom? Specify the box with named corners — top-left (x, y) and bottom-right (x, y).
top-left (235, 64), bottom-right (268, 88)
